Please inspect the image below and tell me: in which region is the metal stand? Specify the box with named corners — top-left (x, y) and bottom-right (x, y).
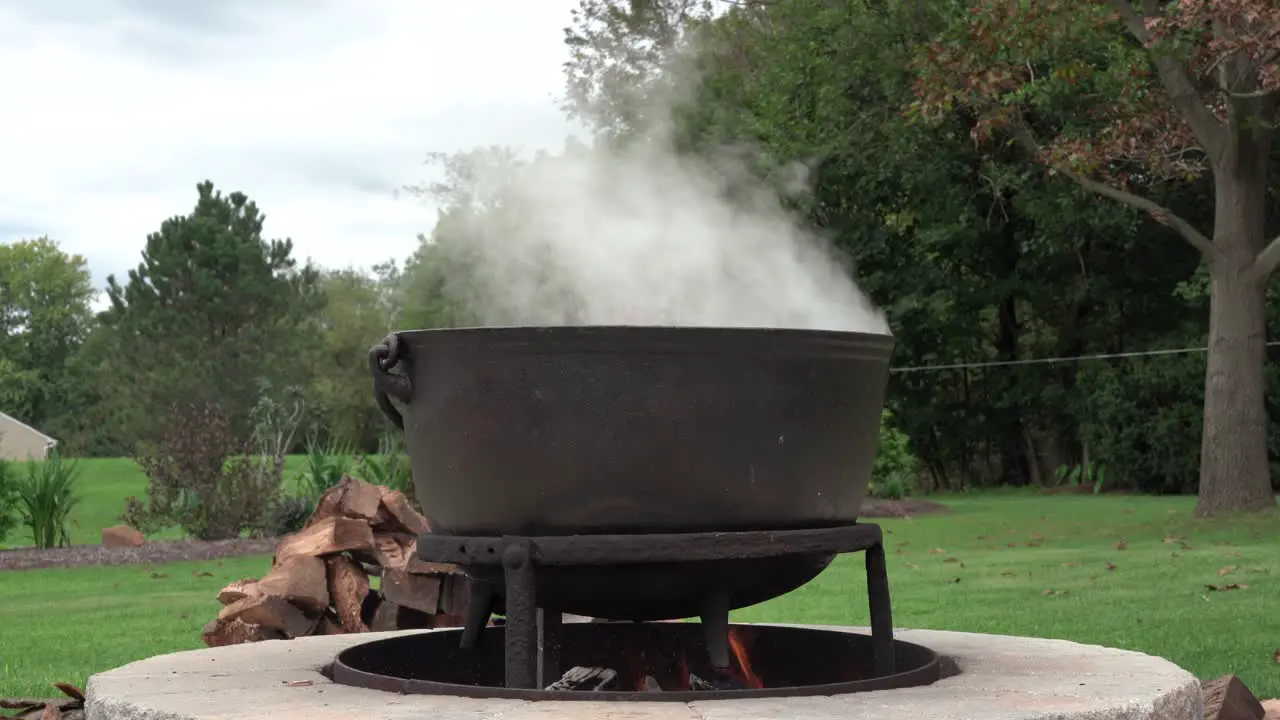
top-left (418, 523), bottom-right (896, 690)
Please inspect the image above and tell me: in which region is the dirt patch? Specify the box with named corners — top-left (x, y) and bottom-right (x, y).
top-left (860, 498), bottom-right (950, 518)
top-left (0, 537), bottom-right (280, 572)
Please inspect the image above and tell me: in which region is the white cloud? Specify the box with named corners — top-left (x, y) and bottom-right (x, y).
top-left (0, 0), bottom-right (584, 303)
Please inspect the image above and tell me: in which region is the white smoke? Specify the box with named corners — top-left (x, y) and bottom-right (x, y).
top-left (432, 133), bottom-right (889, 335)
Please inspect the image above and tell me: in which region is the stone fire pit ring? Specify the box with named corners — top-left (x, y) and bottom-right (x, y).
top-left (85, 625), bottom-right (1202, 720)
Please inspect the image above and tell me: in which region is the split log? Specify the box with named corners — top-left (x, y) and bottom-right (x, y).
top-left (326, 555), bottom-right (370, 633)
top-left (339, 475), bottom-right (385, 519)
top-left (381, 568), bottom-right (441, 615)
top-left (274, 516), bottom-right (375, 563)
top-left (201, 617), bottom-right (286, 647)
top-left (218, 595), bottom-right (319, 639)
top-left (216, 578), bottom-right (260, 606)
top-left (367, 596), bottom-right (402, 632)
top-left (257, 555), bottom-right (329, 614)
top-left (371, 533), bottom-right (415, 570)
top-left (375, 489), bottom-right (429, 535)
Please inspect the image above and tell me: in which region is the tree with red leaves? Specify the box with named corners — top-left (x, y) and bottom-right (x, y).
top-left (912, 0), bottom-right (1278, 515)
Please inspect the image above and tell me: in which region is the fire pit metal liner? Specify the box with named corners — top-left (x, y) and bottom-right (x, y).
top-left (406, 523), bottom-right (898, 692)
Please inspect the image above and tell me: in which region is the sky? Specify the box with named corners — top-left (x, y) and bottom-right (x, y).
top-left (0, 0), bottom-right (585, 304)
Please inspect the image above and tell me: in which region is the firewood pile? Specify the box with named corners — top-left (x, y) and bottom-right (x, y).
top-left (201, 475), bottom-right (469, 647)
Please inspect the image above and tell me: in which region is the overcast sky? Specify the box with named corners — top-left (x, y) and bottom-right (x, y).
top-left (0, 0), bottom-right (584, 302)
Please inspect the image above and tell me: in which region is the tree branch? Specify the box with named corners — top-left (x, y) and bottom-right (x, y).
top-left (1009, 123), bottom-right (1220, 259)
top-left (1252, 233), bottom-right (1280, 279)
top-left (1102, 0), bottom-right (1228, 163)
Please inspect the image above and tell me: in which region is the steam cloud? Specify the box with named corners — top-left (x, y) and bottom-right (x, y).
top-left (436, 134), bottom-right (889, 335)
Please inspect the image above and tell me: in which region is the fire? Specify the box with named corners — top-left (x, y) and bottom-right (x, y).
top-left (726, 627), bottom-right (764, 689)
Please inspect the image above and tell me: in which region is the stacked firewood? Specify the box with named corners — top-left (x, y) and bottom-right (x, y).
top-left (202, 475), bottom-right (468, 647)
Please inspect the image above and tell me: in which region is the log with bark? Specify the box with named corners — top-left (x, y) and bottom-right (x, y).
top-left (202, 475), bottom-right (466, 647)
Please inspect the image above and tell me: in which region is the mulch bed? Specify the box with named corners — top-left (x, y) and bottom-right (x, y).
top-left (860, 498), bottom-right (950, 517)
top-left (0, 537), bottom-right (281, 572)
top-left (0, 499), bottom-right (948, 572)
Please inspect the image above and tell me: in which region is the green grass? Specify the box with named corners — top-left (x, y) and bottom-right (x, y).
top-left (1, 493), bottom-right (1277, 699)
top-left (735, 493), bottom-right (1280, 698)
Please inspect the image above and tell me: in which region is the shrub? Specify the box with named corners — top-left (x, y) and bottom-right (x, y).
top-left (869, 410), bottom-right (920, 500)
top-left (296, 436), bottom-right (356, 502)
top-left (266, 495), bottom-right (314, 536)
top-left (125, 401), bottom-right (283, 540)
top-left (16, 450), bottom-right (81, 548)
top-left (357, 433), bottom-right (416, 503)
top-left (0, 458), bottom-right (19, 544)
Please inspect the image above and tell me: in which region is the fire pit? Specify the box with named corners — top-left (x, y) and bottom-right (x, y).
top-left (329, 525), bottom-right (943, 699)
top-left (82, 326), bottom-right (1204, 719)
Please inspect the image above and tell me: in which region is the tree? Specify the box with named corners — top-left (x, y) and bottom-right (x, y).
top-left (911, 0), bottom-right (1279, 514)
top-left (98, 181), bottom-right (323, 444)
top-left (305, 264), bottom-right (401, 451)
top-left (0, 237), bottom-right (97, 441)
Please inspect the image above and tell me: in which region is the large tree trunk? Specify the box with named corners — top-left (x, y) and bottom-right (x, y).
top-left (1195, 152), bottom-right (1277, 516)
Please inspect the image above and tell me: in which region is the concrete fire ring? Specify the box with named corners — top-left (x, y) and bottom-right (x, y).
top-left (85, 625), bottom-right (1203, 720)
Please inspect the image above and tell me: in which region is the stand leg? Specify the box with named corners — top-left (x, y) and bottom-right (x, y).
top-left (700, 590), bottom-right (732, 669)
top-left (865, 541), bottom-right (896, 676)
top-left (537, 609), bottom-right (562, 688)
top-left (459, 580), bottom-right (494, 649)
top-left (502, 540), bottom-right (539, 689)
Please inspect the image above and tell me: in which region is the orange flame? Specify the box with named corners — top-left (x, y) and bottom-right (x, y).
top-left (727, 627), bottom-right (764, 689)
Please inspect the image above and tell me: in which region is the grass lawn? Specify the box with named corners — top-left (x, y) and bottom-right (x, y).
top-left (2, 492), bottom-right (1277, 700)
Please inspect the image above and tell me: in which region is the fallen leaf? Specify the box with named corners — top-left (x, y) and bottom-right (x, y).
top-left (943, 557), bottom-right (959, 564)
top-left (150, 572), bottom-right (168, 579)
top-left (1179, 541), bottom-right (1193, 550)
top-left (193, 570), bottom-right (214, 578)
top-left (284, 680), bottom-right (314, 687)
top-left (1205, 583), bottom-right (1248, 592)
top-left (894, 549), bottom-right (904, 555)
top-left (1171, 552), bottom-right (1181, 559)
top-left (1006, 543), bottom-right (1018, 548)
top-left (1163, 536), bottom-right (1182, 544)
top-left (1218, 565), bottom-right (1238, 577)
top-left (959, 562), bottom-right (966, 569)
top-left (53, 683), bottom-right (85, 701)
top-left (1122, 508), bottom-right (1134, 514)
top-left (896, 541), bottom-right (910, 546)
top-left (946, 577), bottom-right (961, 584)
top-left (905, 562), bottom-right (920, 570)
top-left (1000, 570), bottom-right (1017, 577)
top-left (1105, 562), bottom-right (1117, 571)
top-left (1030, 533), bottom-right (1045, 540)
top-left (1113, 539), bottom-right (1128, 551)
top-left (929, 548), bottom-right (947, 555)
top-left (1061, 561), bottom-right (1080, 568)
top-left (1025, 540), bottom-right (1044, 547)
top-left (1272, 648), bottom-right (1279, 664)
top-left (975, 535), bottom-right (989, 540)
top-left (1043, 589), bottom-right (1067, 596)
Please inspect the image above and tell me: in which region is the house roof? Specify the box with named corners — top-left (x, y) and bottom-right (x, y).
top-left (0, 411), bottom-right (58, 445)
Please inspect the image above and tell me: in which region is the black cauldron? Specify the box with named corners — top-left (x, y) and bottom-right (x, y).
top-left (369, 325), bottom-right (893, 620)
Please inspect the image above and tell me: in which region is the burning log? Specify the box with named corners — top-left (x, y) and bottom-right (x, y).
top-left (202, 474), bottom-right (467, 647)
top-left (545, 667), bottom-right (617, 691)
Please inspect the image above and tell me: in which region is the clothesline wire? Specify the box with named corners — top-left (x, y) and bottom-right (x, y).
top-left (889, 341), bottom-right (1280, 374)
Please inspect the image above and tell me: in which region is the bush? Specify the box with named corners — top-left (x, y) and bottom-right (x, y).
top-left (125, 401), bottom-right (283, 540)
top-left (296, 436), bottom-right (356, 501)
top-left (0, 458), bottom-right (19, 544)
top-left (869, 410), bottom-right (920, 500)
top-left (357, 433), bottom-right (416, 504)
top-left (16, 451), bottom-right (81, 548)
top-left (266, 495), bottom-right (314, 536)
